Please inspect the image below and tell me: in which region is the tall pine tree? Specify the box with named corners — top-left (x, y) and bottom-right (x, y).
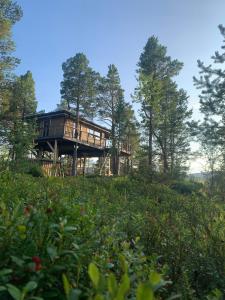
top-left (98, 64), bottom-right (127, 175)
top-left (194, 24), bottom-right (225, 187)
top-left (135, 36), bottom-right (191, 176)
top-left (60, 53), bottom-right (99, 175)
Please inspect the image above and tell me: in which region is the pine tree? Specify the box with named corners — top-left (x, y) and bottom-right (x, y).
top-left (117, 103), bottom-right (139, 173)
top-left (194, 24), bottom-right (225, 187)
top-left (60, 53), bottom-right (99, 175)
top-left (135, 36), bottom-right (191, 177)
top-left (5, 71), bottom-right (37, 160)
top-left (0, 0), bottom-right (22, 115)
top-left (0, 0), bottom-right (22, 158)
top-left (97, 64), bottom-right (126, 175)
top-left (154, 80), bottom-right (192, 175)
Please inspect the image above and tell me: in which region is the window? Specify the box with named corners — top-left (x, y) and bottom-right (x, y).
top-left (88, 128), bottom-right (94, 135)
top-left (43, 119), bottom-right (50, 137)
top-left (95, 131), bottom-right (100, 137)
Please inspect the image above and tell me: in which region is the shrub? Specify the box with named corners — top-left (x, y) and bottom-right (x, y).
top-left (0, 173), bottom-right (223, 299)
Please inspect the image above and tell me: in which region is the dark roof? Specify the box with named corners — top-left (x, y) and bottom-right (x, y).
top-left (30, 110), bottom-right (111, 133)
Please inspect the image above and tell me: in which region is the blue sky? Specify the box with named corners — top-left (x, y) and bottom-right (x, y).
top-left (13, 0), bottom-right (225, 120)
top-left (12, 0), bottom-right (225, 173)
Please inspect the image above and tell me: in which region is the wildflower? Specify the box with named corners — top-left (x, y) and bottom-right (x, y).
top-left (32, 256), bottom-right (42, 271)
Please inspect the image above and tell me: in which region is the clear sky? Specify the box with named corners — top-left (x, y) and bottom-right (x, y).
top-left (12, 0), bottom-right (225, 172)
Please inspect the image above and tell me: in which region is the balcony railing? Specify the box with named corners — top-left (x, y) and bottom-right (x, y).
top-left (37, 125), bottom-right (131, 154)
top-left (37, 125), bottom-right (107, 149)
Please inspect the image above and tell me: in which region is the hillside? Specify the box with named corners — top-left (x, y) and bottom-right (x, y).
top-left (0, 172), bottom-right (224, 299)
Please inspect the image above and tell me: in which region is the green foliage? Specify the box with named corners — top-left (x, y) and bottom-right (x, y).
top-left (7, 160), bottom-right (44, 177)
top-left (60, 53), bottom-right (99, 118)
top-left (170, 180), bottom-right (203, 195)
top-left (194, 24), bottom-right (225, 194)
top-left (134, 36), bottom-right (192, 176)
top-left (0, 173), bottom-right (224, 299)
top-left (0, 0), bottom-right (22, 81)
top-left (97, 64), bottom-right (138, 175)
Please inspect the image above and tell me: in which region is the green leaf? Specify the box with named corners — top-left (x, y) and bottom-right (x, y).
top-left (207, 288), bottom-right (223, 300)
top-left (11, 256), bottom-right (24, 267)
top-left (6, 284), bottom-right (21, 300)
top-left (107, 273), bottom-right (117, 297)
top-left (47, 246), bottom-right (58, 261)
top-left (119, 255), bottom-right (128, 273)
top-left (149, 271), bottom-right (161, 286)
top-left (0, 269), bottom-right (13, 277)
top-left (117, 273), bottom-right (130, 299)
top-left (88, 263), bottom-right (100, 288)
top-left (23, 281), bottom-right (38, 293)
top-left (136, 283), bottom-right (154, 300)
top-left (68, 289), bottom-right (81, 300)
top-left (0, 286), bottom-right (7, 291)
top-left (62, 273), bottom-right (71, 297)
top-left (64, 226), bottom-right (77, 232)
top-left (167, 295), bottom-right (182, 300)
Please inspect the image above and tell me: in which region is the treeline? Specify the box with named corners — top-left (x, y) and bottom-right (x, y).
top-left (58, 39), bottom-right (192, 178)
top-left (1, 0), bottom-right (225, 185)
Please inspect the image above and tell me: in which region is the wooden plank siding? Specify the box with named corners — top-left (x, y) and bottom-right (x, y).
top-left (37, 115), bottom-right (108, 150)
top-left (33, 110), bottom-right (131, 157)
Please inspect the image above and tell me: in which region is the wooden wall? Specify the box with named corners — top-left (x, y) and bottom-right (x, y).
top-left (38, 117), bottom-right (64, 138)
top-left (49, 117), bottom-right (64, 137)
top-left (37, 115), bottom-right (109, 149)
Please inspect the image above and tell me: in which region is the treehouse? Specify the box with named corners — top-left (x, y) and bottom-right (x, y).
top-left (31, 110), bottom-right (131, 176)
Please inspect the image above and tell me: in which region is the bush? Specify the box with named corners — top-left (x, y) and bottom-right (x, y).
top-left (26, 164), bottom-right (43, 177)
top-left (0, 173), bottom-right (223, 299)
top-left (170, 180), bottom-right (203, 195)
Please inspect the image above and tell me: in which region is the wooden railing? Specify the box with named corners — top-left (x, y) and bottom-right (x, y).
top-left (37, 125), bottom-right (107, 148)
top-left (120, 142), bottom-right (131, 154)
top-left (37, 125), bottom-right (131, 153)
top-left (64, 125), bottom-right (106, 148)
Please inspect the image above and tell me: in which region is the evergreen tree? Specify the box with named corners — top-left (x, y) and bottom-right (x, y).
top-left (0, 0), bottom-right (22, 117)
top-left (98, 64), bottom-right (126, 175)
top-left (4, 71), bottom-right (37, 160)
top-left (10, 71), bottom-right (37, 119)
top-left (60, 53), bottom-right (99, 175)
top-left (194, 24), bottom-right (225, 188)
top-left (117, 102), bottom-right (139, 173)
top-left (0, 0), bottom-right (23, 159)
top-left (0, 0), bottom-right (22, 83)
top-left (135, 36), bottom-right (191, 176)
top-left (154, 80), bottom-right (192, 175)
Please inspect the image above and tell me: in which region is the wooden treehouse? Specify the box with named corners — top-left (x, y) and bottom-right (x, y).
top-left (31, 110), bottom-right (131, 176)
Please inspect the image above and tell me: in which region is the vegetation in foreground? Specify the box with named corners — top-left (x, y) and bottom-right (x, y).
top-left (0, 172), bottom-right (224, 300)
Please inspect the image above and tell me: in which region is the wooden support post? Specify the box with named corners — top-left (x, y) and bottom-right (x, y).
top-left (117, 154), bottom-right (120, 176)
top-left (54, 139), bottom-right (58, 163)
top-left (83, 156), bottom-right (86, 176)
top-left (54, 140), bottom-right (58, 176)
top-left (47, 141), bottom-right (54, 153)
top-left (72, 143), bottom-right (78, 176)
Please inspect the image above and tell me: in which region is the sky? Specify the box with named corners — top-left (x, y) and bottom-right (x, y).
top-left (12, 0), bottom-right (225, 172)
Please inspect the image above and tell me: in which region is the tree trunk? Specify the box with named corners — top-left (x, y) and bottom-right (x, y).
top-left (111, 121), bottom-right (118, 175)
top-left (72, 101), bottom-right (80, 176)
top-left (162, 150), bottom-right (169, 174)
top-left (148, 109), bottom-right (153, 174)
